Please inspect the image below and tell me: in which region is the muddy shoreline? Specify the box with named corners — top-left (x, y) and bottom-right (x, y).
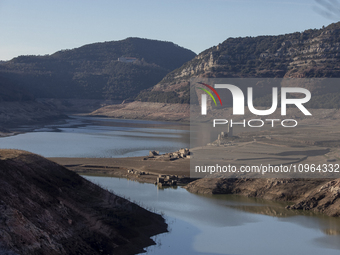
top-left (50, 154), bottom-right (340, 217)
top-left (49, 155), bottom-right (191, 185)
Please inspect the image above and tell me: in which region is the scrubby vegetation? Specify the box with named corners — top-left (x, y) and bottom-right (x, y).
top-left (136, 84), bottom-right (191, 103)
top-left (0, 76), bottom-right (34, 102)
top-left (0, 38), bottom-right (196, 100)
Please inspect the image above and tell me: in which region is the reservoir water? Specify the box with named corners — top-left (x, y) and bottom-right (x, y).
top-left (0, 116), bottom-right (190, 158)
top-left (85, 176), bottom-right (340, 255)
top-left (1, 116), bottom-right (340, 255)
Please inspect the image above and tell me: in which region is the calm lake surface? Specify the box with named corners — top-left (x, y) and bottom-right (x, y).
top-left (1, 116), bottom-right (340, 254)
top-left (85, 176), bottom-right (340, 255)
top-left (0, 116), bottom-right (190, 157)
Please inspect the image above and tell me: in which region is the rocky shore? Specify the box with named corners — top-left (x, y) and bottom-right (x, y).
top-left (0, 150), bottom-right (167, 255)
top-left (51, 154), bottom-right (340, 217)
top-left (185, 178), bottom-right (340, 217)
top-left (286, 178), bottom-right (340, 216)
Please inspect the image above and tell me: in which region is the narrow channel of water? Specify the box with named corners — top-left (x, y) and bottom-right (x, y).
top-left (85, 176), bottom-right (340, 255)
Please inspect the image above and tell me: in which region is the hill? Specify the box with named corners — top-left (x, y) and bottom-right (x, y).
top-left (0, 76), bottom-right (34, 102)
top-left (0, 149), bottom-right (167, 255)
top-left (0, 76), bottom-right (66, 129)
top-left (0, 38), bottom-right (196, 100)
top-left (136, 22), bottom-right (340, 107)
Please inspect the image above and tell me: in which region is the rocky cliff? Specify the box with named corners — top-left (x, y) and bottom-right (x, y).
top-left (137, 22), bottom-right (340, 105)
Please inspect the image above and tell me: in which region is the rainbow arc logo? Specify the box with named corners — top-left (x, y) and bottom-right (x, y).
top-left (198, 82), bottom-right (222, 115)
top-left (197, 82), bottom-right (312, 117)
top-left (197, 82), bottom-right (222, 106)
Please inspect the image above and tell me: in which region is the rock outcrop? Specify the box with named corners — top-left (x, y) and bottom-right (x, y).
top-left (185, 177), bottom-right (340, 217)
top-left (287, 179), bottom-right (340, 217)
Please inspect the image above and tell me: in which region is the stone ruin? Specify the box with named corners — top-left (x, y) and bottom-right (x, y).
top-left (156, 174), bottom-right (178, 187)
top-left (208, 123), bottom-right (235, 147)
top-left (149, 150), bottom-right (159, 156)
top-left (148, 148), bottom-right (190, 160)
top-left (170, 148), bottom-right (190, 159)
top-left (127, 169), bottom-right (147, 176)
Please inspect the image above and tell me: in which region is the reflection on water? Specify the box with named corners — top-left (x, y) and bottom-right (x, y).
top-left (85, 176), bottom-right (340, 255)
top-left (0, 116), bottom-right (190, 158)
top-left (323, 229), bottom-right (340, 235)
top-left (197, 193), bottom-right (340, 246)
top-left (197, 193), bottom-right (312, 217)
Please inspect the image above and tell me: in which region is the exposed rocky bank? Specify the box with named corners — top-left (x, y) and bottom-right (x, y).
top-left (0, 149), bottom-right (167, 255)
top-left (185, 178), bottom-right (340, 217)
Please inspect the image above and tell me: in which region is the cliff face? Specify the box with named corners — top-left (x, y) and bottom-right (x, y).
top-left (136, 22), bottom-right (340, 104)
top-left (0, 150), bottom-right (167, 255)
top-left (165, 25), bottom-right (340, 80)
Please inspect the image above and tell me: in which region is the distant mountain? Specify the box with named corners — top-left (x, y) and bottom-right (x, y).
top-left (136, 22), bottom-right (340, 107)
top-left (0, 38), bottom-right (196, 100)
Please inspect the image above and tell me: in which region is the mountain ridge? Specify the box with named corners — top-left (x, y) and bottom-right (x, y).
top-left (0, 37), bottom-right (196, 100)
top-left (136, 22), bottom-right (340, 106)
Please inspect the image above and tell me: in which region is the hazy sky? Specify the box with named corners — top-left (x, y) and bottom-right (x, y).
top-left (0, 0), bottom-right (337, 60)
